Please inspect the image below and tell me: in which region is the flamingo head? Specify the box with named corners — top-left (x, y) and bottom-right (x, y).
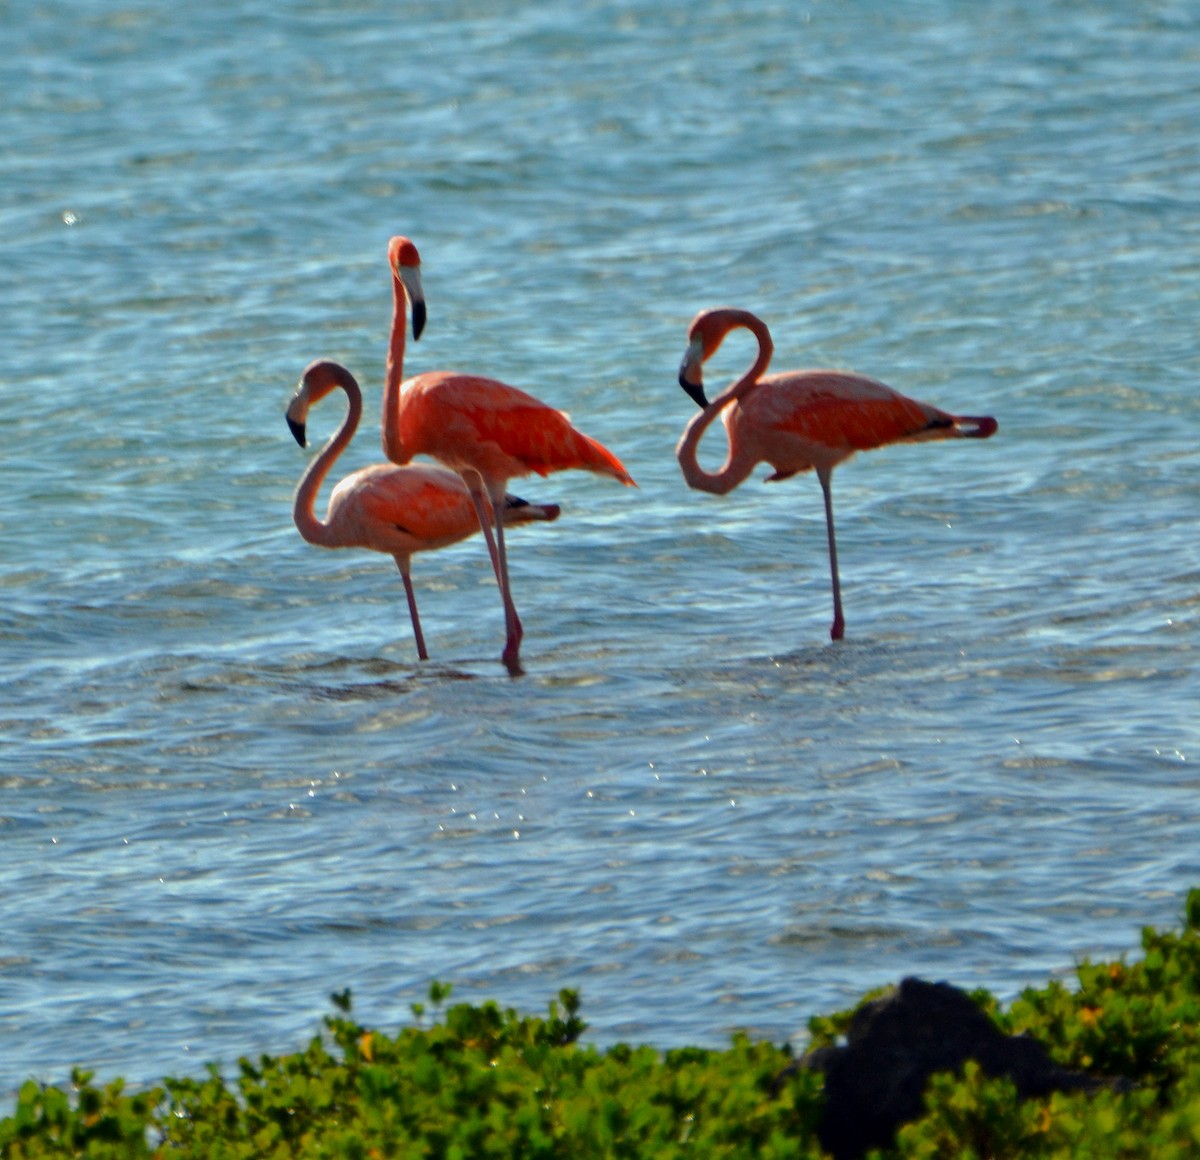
top-left (678, 310), bottom-right (727, 409)
top-left (388, 235), bottom-right (426, 340)
top-left (679, 307), bottom-right (773, 410)
top-left (678, 309), bottom-right (745, 409)
top-left (287, 360), bottom-right (354, 447)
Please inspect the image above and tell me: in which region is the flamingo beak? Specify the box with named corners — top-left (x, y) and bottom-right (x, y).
top-left (679, 366), bottom-right (709, 409)
top-left (287, 413), bottom-right (307, 447)
top-left (397, 264), bottom-right (426, 340)
top-left (285, 388), bottom-right (309, 447)
top-left (678, 336), bottom-right (709, 408)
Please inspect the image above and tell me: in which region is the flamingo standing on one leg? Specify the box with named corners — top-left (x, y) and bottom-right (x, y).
top-left (380, 235), bottom-right (635, 674)
top-left (675, 307), bottom-right (997, 643)
top-left (288, 359), bottom-right (560, 662)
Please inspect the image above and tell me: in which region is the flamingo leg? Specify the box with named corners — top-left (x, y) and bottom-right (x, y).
top-left (394, 557), bottom-right (429, 661)
top-left (464, 485), bottom-right (524, 674)
top-left (816, 466), bottom-right (845, 642)
top-left (492, 499), bottom-right (524, 673)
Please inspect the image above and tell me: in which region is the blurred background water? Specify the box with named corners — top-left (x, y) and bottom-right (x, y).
top-left (2, 0), bottom-right (1199, 1096)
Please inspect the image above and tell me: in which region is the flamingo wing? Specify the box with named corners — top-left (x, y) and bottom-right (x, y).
top-left (401, 373), bottom-right (634, 484)
top-left (757, 371), bottom-right (946, 454)
top-left (338, 465), bottom-right (481, 547)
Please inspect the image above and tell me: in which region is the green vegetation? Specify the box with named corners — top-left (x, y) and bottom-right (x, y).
top-left (6, 891), bottom-right (1200, 1158)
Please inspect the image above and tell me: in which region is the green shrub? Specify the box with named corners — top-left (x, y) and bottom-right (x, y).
top-left (0, 1071), bottom-right (163, 1159)
top-left (1004, 889), bottom-right (1200, 1088)
top-left (7, 890), bottom-right (1200, 1158)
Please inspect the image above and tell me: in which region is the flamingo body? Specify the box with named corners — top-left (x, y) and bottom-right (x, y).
top-left (324, 462), bottom-right (550, 556)
top-left (676, 307), bottom-right (997, 641)
top-left (288, 360), bottom-right (559, 662)
top-left (393, 371), bottom-right (634, 495)
top-left (724, 369), bottom-right (972, 483)
top-left (380, 235), bottom-right (634, 672)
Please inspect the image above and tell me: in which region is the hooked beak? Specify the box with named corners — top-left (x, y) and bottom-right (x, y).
top-left (678, 335), bottom-right (709, 408)
top-left (286, 388), bottom-right (309, 447)
top-left (396, 264), bottom-right (426, 341)
top-left (678, 366), bottom-right (709, 409)
top-left (287, 413), bottom-right (307, 447)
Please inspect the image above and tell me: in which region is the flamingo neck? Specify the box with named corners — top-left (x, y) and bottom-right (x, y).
top-left (382, 275), bottom-right (409, 464)
top-left (675, 312), bottom-right (774, 494)
top-left (293, 372), bottom-right (362, 548)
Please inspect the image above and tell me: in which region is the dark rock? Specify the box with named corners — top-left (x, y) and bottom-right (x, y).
top-left (788, 976), bottom-right (1106, 1160)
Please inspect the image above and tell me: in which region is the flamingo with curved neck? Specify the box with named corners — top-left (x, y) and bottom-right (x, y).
top-left (288, 359), bottom-right (559, 662)
top-left (675, 307), bottom-right (997, 643)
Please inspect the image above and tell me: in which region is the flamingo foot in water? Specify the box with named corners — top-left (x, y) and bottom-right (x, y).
top-left (502, 628), bottom-right (524, 676)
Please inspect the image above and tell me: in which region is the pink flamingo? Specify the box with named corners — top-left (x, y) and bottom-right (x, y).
top-left (288, 359), bottom-right (560, 662)
top-left (381, 235), bottom-right (635, 673)
top-left (676, 307), bottom-right (997, 642)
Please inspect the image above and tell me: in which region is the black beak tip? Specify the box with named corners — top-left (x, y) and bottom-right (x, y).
top-left (287, 415), bottom-right (307, 447)
top-left (411, 299), bottom-right (426, 341)
top-left (679, 371), bottom-right (709, 409)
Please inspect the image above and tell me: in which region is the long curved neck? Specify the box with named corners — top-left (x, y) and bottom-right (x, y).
top-left (382, 274), bottom-right (408, 463)
top-left (293, 372), bottom-right (362, 548)
top-left (675, 312), bottom-right (774, 495)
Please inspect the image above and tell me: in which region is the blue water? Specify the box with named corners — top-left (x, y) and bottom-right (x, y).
top-left (3, 0), bottom-right (1200, 1096)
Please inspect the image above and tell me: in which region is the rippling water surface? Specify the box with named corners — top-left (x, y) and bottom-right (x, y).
top-left (3, 0), bottom-right (1200, 1094)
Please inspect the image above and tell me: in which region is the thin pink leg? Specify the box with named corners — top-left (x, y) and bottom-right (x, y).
top-left (465, 487), bottom-right (524, 673)
top-left (492, 498), bottom-right (524, 673)
top-left (817, 466), bottom-right (845, 641)
top-left (395, 559), bottom-right (429, 661)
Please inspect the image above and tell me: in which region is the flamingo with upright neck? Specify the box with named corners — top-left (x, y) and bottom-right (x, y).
top-left (379, 235), bottom-right (635, 674)
top-left (676, 307), bottom-right (997, 643)
top-left (288, 359), bottom-right (559, 662)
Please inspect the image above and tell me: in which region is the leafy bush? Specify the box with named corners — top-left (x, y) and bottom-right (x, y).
top-left (898, 889), bottom-right (1200, 1159)
top-left (6, 890), bottom-right (1200, 1158)
top-left (0, 1072), bottom-right (163, 1159)
top-left (1, 988), bottom-right (821, 1159)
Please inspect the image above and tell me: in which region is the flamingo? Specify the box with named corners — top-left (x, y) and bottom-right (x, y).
top-left (287, 359), bottom-right (560, 662)
top-left (676, 307), bottom-right (997, 643)
top-left (380, 235), bottom-right (635, 674)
